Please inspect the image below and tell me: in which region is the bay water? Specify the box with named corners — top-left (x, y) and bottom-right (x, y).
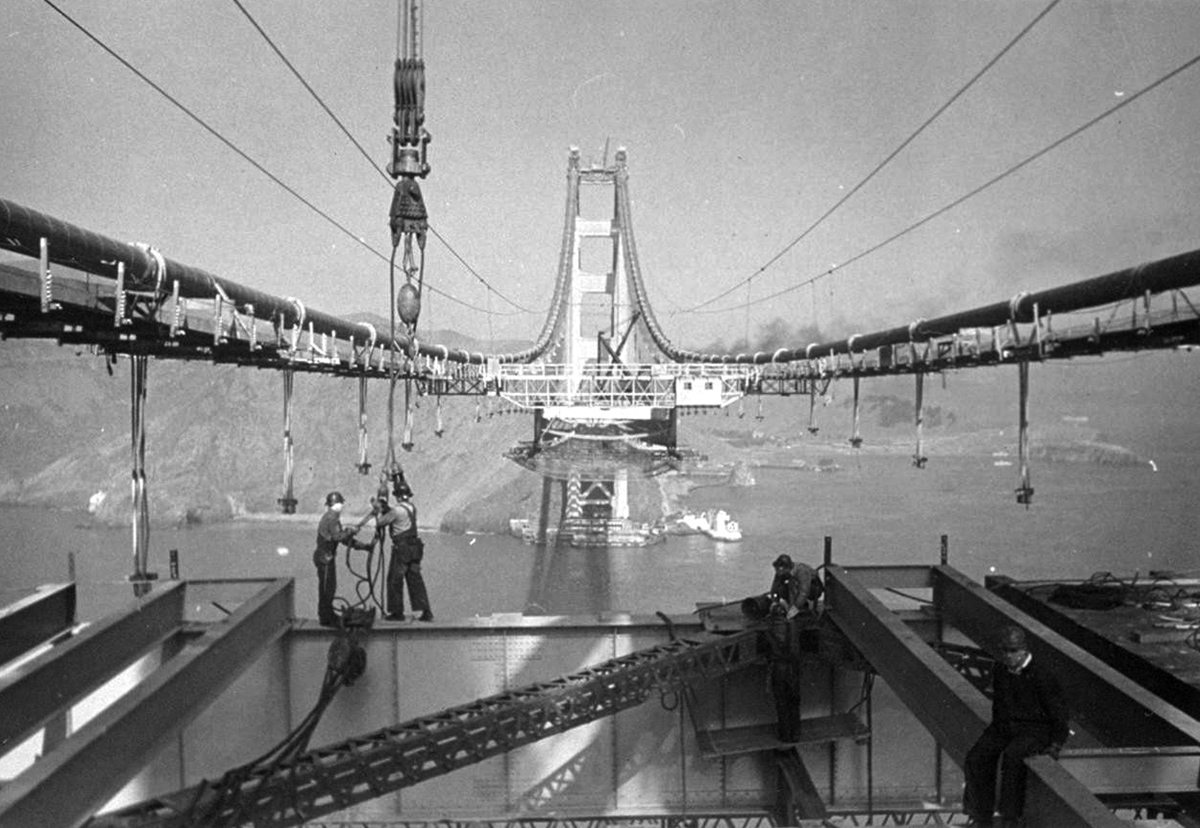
top-left (4, 448), bottom-right (1196, 624)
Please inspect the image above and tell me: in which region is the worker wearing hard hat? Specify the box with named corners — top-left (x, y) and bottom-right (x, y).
top-left (376, 474), bottom-right (433, 622)
top-left (313, 491), bottom-right (369, 627)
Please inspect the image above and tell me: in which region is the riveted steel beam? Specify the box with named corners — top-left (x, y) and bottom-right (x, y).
top-left (0, 582), bottom-right (184, 756)
top-left (933, 565), bottom-right (1200, 748)
top-left (0, 583), bottom-right (75, 667)
top-left (0, 578), bottom-right (293, 828)
top-left (1058, 747), bottom-right (1200, 795)
top-left (988, 576), bottom-right (1200, 722)
top-left (823, 564), bottom-right (989, 765)
top-left (823, 565), bottom-right (1126, 828)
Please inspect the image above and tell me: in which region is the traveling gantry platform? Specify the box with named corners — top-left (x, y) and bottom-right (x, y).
top-left (3, 541), bottom-right (1200, 827)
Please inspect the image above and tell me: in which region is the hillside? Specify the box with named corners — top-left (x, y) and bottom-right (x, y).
top-left (0, 337), bottom-right (1194, 530)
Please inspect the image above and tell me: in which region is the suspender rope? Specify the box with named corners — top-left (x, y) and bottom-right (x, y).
top-left (850, 375), bottom-right (863, 449)
top-left (357, 375), bottom-right (371, 475)
top-left (1016, 360), bottom-right (1035, 507)
top-left (278, 369), bottom-right (297, 514)
top-left (913, 372), bottom-right (928, 468)
top-left (129, 354), bottom-right (152, 595)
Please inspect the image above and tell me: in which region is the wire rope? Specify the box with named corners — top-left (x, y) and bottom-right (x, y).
top-left (39, 0), bottom-right (498, 318)
top-left (684, 0), bottom-right (1064, 314)
top-left (229, 0), bottom-right (533, 316)
top-left (691, 47), bottom-right (1200, 318)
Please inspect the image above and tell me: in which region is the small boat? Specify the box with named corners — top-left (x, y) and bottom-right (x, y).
top-left (703, 509), bottom-right (743, 542)
top-left (669, 509), bottom-right (743, 542)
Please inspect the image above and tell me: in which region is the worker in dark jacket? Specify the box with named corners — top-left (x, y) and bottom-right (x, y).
top-left (770, 554), bottom-right (823, 616)
top-left (314, 491), bottom-right (368, 627)
top-left (963, 625), bottom-right (1070, 826)
top-left (376, 475), bottom-right (432, 622)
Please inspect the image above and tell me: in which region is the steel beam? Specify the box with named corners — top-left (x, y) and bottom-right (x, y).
top-left (1022, 755), bottom-right (1133, 828)
top-left (933, 565), bottom-right (1200, 747)
top-left (841, 564), bottom-right (935, 590)
top-left (823, 565), bottom-right (1126, 828)
top-left (0, 582), bottom-right (184, 755)
top-left (989, 576), bottom-right (1200, 721)
top-left (0, 578), bottom-right (293, 828)
top-left (824, 564), bottom-right (989, 766)
top-left (0, 583), bottom-right (75, 667)
top-left (1057, 747), bottom-right (1200, 795)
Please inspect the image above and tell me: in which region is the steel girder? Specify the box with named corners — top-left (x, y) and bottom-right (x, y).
top-left (91, 628), bottom-right (764, 828)
top-left (823, 564), bottom-right (989, 766)
top-left (823, 564), bottom-right (1126, 828)
top-left (0, 582), bottom-right (184, 758)
top-left (0, 582), bottom-right (75, 667)
top-left (0, 579), bottom-right (293, 828)
top-left (933, 565), bottom-right (1200, 748)
top-left (988, 576), bottom-right (1200, 722)
top-left (933, 566), bottom-right (1200, 808)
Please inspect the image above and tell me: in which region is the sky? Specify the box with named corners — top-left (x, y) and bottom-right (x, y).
top-left (2, 0), bottom-right (1199, 354)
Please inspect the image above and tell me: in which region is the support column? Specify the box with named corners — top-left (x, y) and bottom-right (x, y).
top-left (612, 470), bottom-right (629, 520)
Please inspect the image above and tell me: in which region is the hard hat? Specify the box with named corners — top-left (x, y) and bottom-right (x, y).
top-left (325, 491), bottom-right (345, 507)
top-left (772, 554), bottom-right (794, 569)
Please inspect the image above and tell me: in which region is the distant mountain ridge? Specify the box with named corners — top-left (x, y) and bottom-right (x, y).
top-left (0, 335), bottom-right (1193, 529)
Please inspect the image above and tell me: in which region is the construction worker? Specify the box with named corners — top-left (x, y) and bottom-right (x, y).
top-left (377, 474), bottom-right (433, 622)
top-left (963, 625), bottom-right (1070, 826)
top-left (313, 491), bottom-right (369, 627)
top-left (769, 553), bottom-right (824, 617)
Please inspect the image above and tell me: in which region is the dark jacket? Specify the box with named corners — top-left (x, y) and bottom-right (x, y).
top-left (992, 656), bottom-right (1070, 745)
top-left (314, 508), bottom-right (357, 565)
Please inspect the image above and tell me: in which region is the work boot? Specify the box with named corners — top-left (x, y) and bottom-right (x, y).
top-left (386, 613), bottom-right (406, 622)
top-left (418, 611), bottom-right (434, 622)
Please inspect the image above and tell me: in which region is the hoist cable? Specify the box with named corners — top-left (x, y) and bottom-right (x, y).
top-left (693, 47), bottom-right (1200, 317)
top-left (40, 0), bottom-right (500, 319)
top-left (230, 0), bottom-right (532, 316)
top-left (684, 0), bottom-right (1063, 314)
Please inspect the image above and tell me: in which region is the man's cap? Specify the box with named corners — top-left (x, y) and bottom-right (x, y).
top-left (325, 491), bottom-right (345, 506)
top-left (998, 626), bottom-right (1027, 652)
top-left (772, 554), bottom-right (793, 569)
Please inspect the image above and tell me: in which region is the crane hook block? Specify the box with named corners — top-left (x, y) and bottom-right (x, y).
top-left (389, 178), bottom-right (428, 246)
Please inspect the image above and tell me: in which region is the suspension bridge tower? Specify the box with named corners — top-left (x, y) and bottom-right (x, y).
top-left (505, 147), bottom-right (681, 545)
